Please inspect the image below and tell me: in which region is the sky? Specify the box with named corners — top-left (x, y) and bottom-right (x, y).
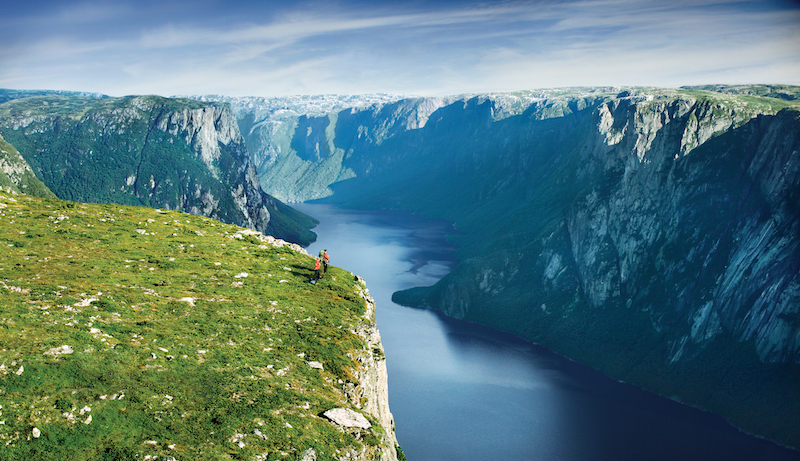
top-left (1, 0), bottom-right (799, 98)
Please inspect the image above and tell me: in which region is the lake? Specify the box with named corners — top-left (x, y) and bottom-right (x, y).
top-left (294, 203), bottom-right (800, 461)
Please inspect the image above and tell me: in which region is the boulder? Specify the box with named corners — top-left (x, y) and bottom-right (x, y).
top-left (322, 408), bottom-right (371, 429)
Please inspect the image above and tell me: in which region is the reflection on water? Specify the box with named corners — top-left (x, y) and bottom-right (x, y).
top-left (294, 203), bottom-right (800, 461)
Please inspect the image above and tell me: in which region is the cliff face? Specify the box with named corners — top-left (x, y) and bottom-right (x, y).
top-left (0, 133), bottom-right (56, 197)
top-left (0, 91), bottom-right (316, 245)
top-left (566, 95), bottom-right (800, 364)
top-left (349, 278), bottom-right (399, 461)
top-left (234, 85), bottom-right (800, 447)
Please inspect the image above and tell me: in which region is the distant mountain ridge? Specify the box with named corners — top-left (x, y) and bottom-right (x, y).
top-left (682, 84), bottom-right (800, 101)
top-left (223, 85), bottom-right (800, 449)
top-left (0, 90), bottom-right (317, 245)
top-left (183, 93), bottom-right (411, 202)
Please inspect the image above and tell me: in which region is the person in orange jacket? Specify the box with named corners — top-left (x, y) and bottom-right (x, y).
top-left (313, 258), bottom-right (321, 282)
top-left (322, 249), bottom-right (329, 275)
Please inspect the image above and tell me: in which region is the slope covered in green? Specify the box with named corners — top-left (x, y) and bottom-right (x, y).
top-left (0, 191), bottom-right (395, 460)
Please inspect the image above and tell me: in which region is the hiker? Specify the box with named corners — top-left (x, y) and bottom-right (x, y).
top-left (318, 250), bottom-right (325, 278)
top-left (313, 258), bottom-right (321, 282)
top-left (322, 249), bottom-right (329, 274)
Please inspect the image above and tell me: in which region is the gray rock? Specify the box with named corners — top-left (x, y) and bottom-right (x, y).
top-left (323, 408), bottom-right (371, 429)
top-left (44, 345), bottom-right (74, 358)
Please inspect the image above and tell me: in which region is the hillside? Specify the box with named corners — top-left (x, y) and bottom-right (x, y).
top-left (0, 90), bottom-right (317, 246)
top-left (231, 85), bottom-right (800, 448)
top-left (0, 191), bottom-right (399, 461)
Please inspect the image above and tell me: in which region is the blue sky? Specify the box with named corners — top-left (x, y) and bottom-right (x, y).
top-left (1, 0), bottom-right (799, 97)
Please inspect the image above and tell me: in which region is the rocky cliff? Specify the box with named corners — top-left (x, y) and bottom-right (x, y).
top-left (348, 278), bottom-right (399, 461)
top-left (0, 91), bottom-right (316, 245)
top-left (231, 85), bottom-right (800, 448)
top-left (0, 133), bottom-right (55, 198)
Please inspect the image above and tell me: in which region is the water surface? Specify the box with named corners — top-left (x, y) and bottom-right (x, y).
top-left (295, 203), bottom-right (799, 461)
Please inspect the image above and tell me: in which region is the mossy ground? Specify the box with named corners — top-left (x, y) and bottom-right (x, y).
top-left (0, 191), bottom-right (380, 460)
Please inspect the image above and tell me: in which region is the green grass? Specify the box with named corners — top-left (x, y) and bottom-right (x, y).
top-left (0, 191), bottom-right (388, 460)
top-left (676, 88), bottom-right (800, 113)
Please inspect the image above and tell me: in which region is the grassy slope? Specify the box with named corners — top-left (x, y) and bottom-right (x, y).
top-left (0, 191), bottom-right (385, 461)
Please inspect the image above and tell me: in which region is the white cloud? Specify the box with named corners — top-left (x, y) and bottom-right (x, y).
top-left (1, 0), bottom-right (798, 96)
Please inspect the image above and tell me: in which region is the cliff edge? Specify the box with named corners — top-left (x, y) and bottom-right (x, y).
top-left (0, 191), bottom-right (398, 460)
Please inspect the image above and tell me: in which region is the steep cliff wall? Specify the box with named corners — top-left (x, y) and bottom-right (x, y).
top-left (566, 94), bottom-right (800, 364)
top-left (240, 85), bottom-right (800, 448)
top-left (400, 90), bottom-right (800, 448)
top-left (348, 278), bottom-right (399, 461)
top-left (0, 91), bottom-right (316, 245)
top-left (0, 133), bottom-right (55, 197)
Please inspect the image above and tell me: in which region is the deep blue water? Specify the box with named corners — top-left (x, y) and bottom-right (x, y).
top-left (295, 203), bottom-right (800, 461)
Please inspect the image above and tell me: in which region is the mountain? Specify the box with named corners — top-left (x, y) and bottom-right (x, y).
top-left (0, 90), bottom-right (317, 246)
top-left (229, 85), bottom-right (800, 449)
top-left (185, 94), bottom-right (410, 202)
top-left (0, 190), bottom-right (400, 461)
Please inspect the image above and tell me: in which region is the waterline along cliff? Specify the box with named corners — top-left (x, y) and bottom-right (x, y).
top-left (0, 191), bottom-right (400, 460)
top-left (223, 85), bottom-right (800, 449)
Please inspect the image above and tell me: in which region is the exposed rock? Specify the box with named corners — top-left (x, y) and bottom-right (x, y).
top-left (323, 408), bottom-right (371, 429)
top-left (0, 134), bottom-right (55, 198)
top-left (299, 448), bottom-right (317, 461)
top-left (44, 345), bottom-right (74, 358)
top-left (332, 278), bottom-right (399, 461)
top-left (186, 94), bottom-right (410, 202)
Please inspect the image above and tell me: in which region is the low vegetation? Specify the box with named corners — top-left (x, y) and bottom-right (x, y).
top-left (0, 191), bottom-right (382, 460)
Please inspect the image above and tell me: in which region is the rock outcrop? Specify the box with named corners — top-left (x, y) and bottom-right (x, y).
top-left (0, 133), bottom-right (55, 197)
top-left (341, 278), bottom-right (398, 461)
